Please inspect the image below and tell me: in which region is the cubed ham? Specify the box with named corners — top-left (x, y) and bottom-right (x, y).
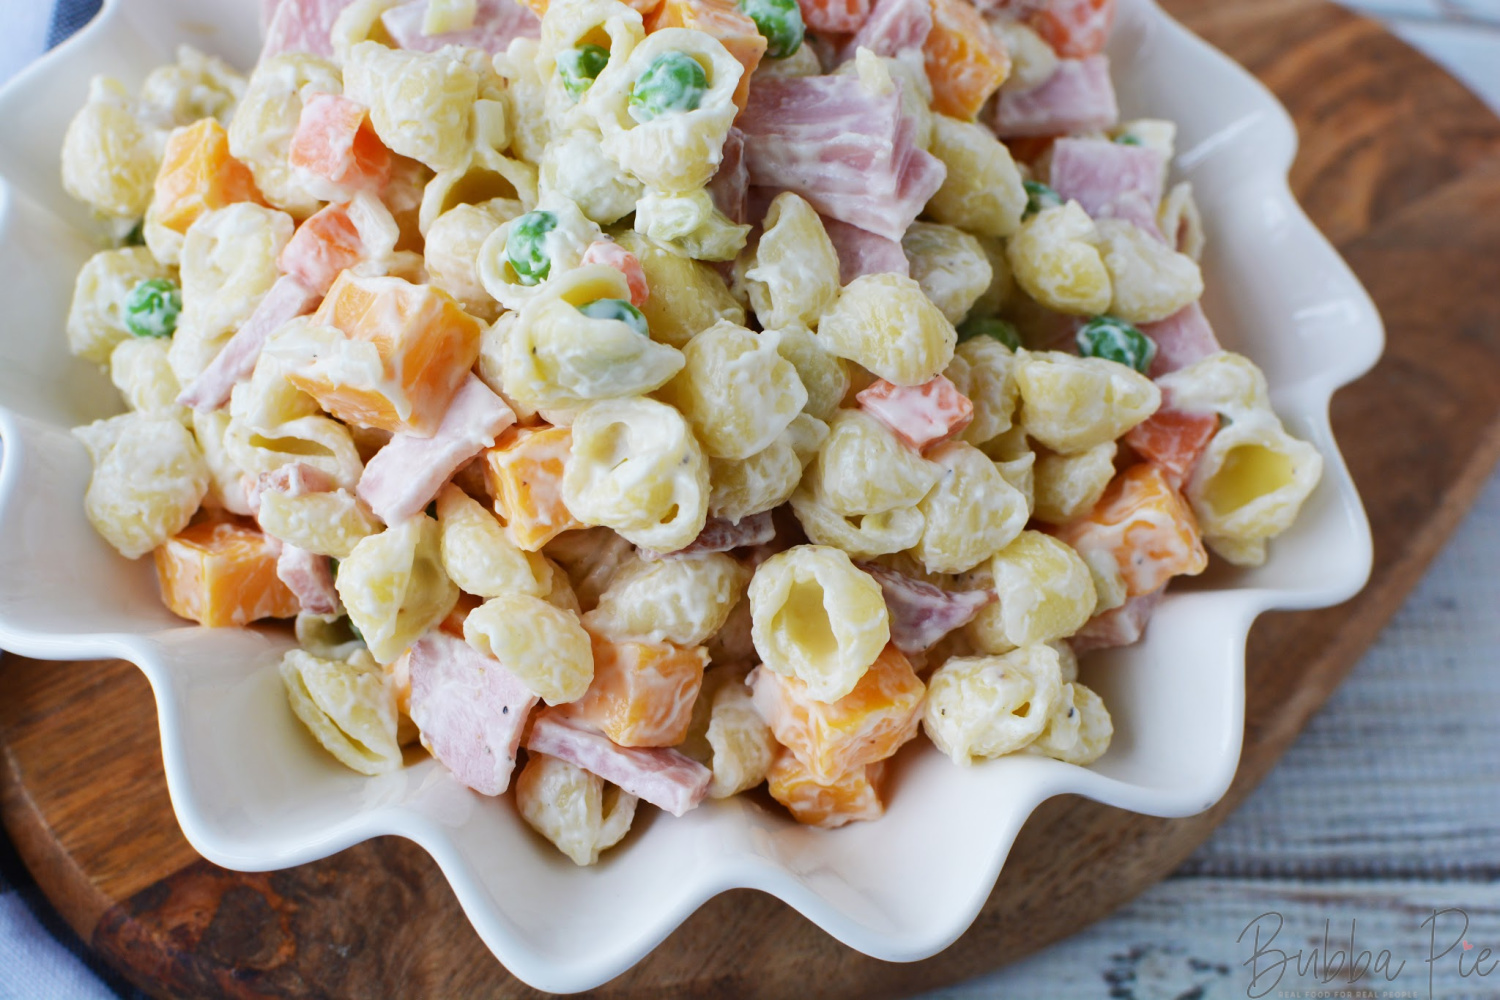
top-left (844, 0), bottom-right (932, 59)
top-left (261, 0), bottom-right (353, 60)
top-left (1144, 302), bottom-right (1220, 377)
top-left (262, 0), bottom-right (284, 30)
top-left (857, 375), bottom-right (974, 451)
top-left (276, 544), bottom-right (341, 615)
top-left (580, 240), bottom-right (649, 308)
top-left (857, 561), bottom-right (994, 653)
top-left (379, 0), bottom-right (540, 52)
top-left (1049, 137), bottom-right (1165, 222)
top-left (408, 631), bottom-right (538, 795)
top-left (178, 274), bottom-right (321, 412)
top-left (739, 74), bottom-right (946, 241)
top-left (708, 127), bottom-right (749, 225)
top-left (245, 462), bottom-right (338, 516)
top-left (1031, 0), bottom-right (1116, 59)
top-left (1124, 405), bottom-right (1218, 487)
top-left (357, 375), bottom-right (516, 524)
top-left (287, 93), bottom-right (392, 203)
top-left (640, 510), bottom-right (775, 560)
top-left (990, 55), bottom-right (1118, 138)
top-left (797, 0), bottom-right (872, 34)
top-left (1071, 589), bottom-right (1163, 653)
top-left (820, 216), bottom-right (910, 284)
top-left (525, 711), bottom-right (712, 816)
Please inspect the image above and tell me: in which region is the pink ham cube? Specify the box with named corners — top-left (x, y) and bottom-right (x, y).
top-left (525, 711), bottom-right (712, 816)
top-left (178, 274), bottom-right (321, 412)
top-left (857, 561), bottom-right (995, 653)
top-left (1049, 137), bottom-right (1166, 221)
top-left (357, 375), bottom-right (516, 525)
top-left (1144, 302), bottom-right (1221, 377)
top-left (856, 375), bottom-right (974, 451)
top-left (276, 544), bottom-right (340, 615)
top-left (1071, 590), bottom-right (1164, 653)
top-left (408, 631), bottom-right (538, 795)
top-left (640, 510), bottom-right (775, 560)
top-left (843, 0), bottom-right (933, 60)
top-left (261, 0), bottom-right (353, 60)
top-left (991, 55), bottom-right (1118, 138)
top-left (820, 216), bottom-right (910, 284)
top-left (580, 240), bottom-right (649, 308)
top-left (379, 0), bottom-right (540, 53)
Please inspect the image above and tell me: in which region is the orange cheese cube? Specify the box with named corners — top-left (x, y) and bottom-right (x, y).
top-left (923, 0), bottom-right (1011, 120)
top-left (290, 272), bottom-right (483, 435)
top-left (482, 426), bottom-right (585, 551)
top-left (154, 520), bottom-right (300, 628)
top-left (648, 0), bottom-right (766, 111)
top-left (768, 753), bottom-right (886, 829)
top-left (562, 635), bottom-right (709, 747)
top-left (438, 591), bottom-right (484, 637)
top-left (750, 644), bottom-right (925, 782)
top-left (1055, 463), bottom-right (1208, 598)
top-left (151, 118), bottom-right (264, 234)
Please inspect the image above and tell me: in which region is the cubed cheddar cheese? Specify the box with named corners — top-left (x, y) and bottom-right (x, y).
top-left (154, 519), bottom-right (300, 627)
top-left (151, 118), bottom-right (264, 235)
top-left (1055, 463), bottom-right (1207, 598)
top-left (750, 644), bottom-right (925, 783)
top-left (289, 272), bottom-right (483, 436)
top-left (483, 426), bottom-right (585, 551)
top-left (648, 0), bottom-right (766, 111)
top-left (287, 93), bottom-right (392, 197)
top-left (562, 635), bottom-right (709, 747)
top-left (924, 0), bottom-right (1011, 120)
top-left (767, 752), bottom-right (886, 829)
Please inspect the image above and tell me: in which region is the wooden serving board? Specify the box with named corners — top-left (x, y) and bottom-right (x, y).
top-left (5, 2), bottom-right (1500, 996)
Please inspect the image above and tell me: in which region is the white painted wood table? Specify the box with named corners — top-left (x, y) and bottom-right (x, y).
top-left (919, 7), bottom-right (1500, 995)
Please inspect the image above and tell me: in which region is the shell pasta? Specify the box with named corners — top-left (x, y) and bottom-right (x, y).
top-left (57, 0), bottom-right (1322, 861)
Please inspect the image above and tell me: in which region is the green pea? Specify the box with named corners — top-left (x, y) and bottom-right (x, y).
top-left (1076, 316), bottom-right (1156, 373)
top-left (737, 0), bottom-right (804, 59)
top-left (1023, 180), bottom-right (1063, 219)
top-left (557, 43), bottom-right (610, 100)
top-left (506, 210), bottom-right (558, 286)
top-left (957, 317), bottom-right (1022, 351)
top-left (629, 51), bottom-right (709, 123)
top-left (578, 298), bottom-right (649, 337)
top-left (123, 278), bottom-right (181, 339)
top-left (1114, 133), bottom-right (1143, 146)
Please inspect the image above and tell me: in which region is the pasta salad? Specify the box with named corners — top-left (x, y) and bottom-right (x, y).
top-left (59, 0), bottom-right (1323, 863)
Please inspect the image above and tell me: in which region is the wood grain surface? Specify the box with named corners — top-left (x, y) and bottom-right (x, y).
top-left (6, 1), bottom-right (1500, 997)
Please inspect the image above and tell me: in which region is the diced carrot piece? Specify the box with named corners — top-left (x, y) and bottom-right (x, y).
top-left (151, 118), bottom-right (264, 234)
top-left (154, 519), bottom-right (299, 627)
top-left (482, 426), bottom-right (586, 551)
top-left (857, 375), bottom-right (974, 452)
top-left (750, 644), bottom-right (925, 782)
top-left (1054, 463), bottom-right (1207, 598)
top-left (648, 0), bottom-right (766, 111)
top-left (793, 0), bottom-right (869, 33)
top-left (290, 272), bottom-right (483, 435)
top-left (1124, 407), bottom-right (1218, 489)
top-left (1031, 0), bottom-right (1115, 59)
top-left (287, 92), bottom-right (392, 196)
top-left (277, 202), bottom-right (363, 296)
top-left (580, 240), bottom-right (649, 309)
top-left (767, 753), bottom-right (886, 829)
top-left (562, 635), bottom-right (708, 747)
top-left (924, 0), bottom-right (1011, 120)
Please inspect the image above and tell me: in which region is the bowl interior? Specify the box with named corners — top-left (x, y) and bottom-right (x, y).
top-left (0, 0), bottom-right (1381, 991)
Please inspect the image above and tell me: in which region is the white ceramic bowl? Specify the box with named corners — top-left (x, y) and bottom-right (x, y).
top-left (0, 0), bottom-right (1382, 992)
